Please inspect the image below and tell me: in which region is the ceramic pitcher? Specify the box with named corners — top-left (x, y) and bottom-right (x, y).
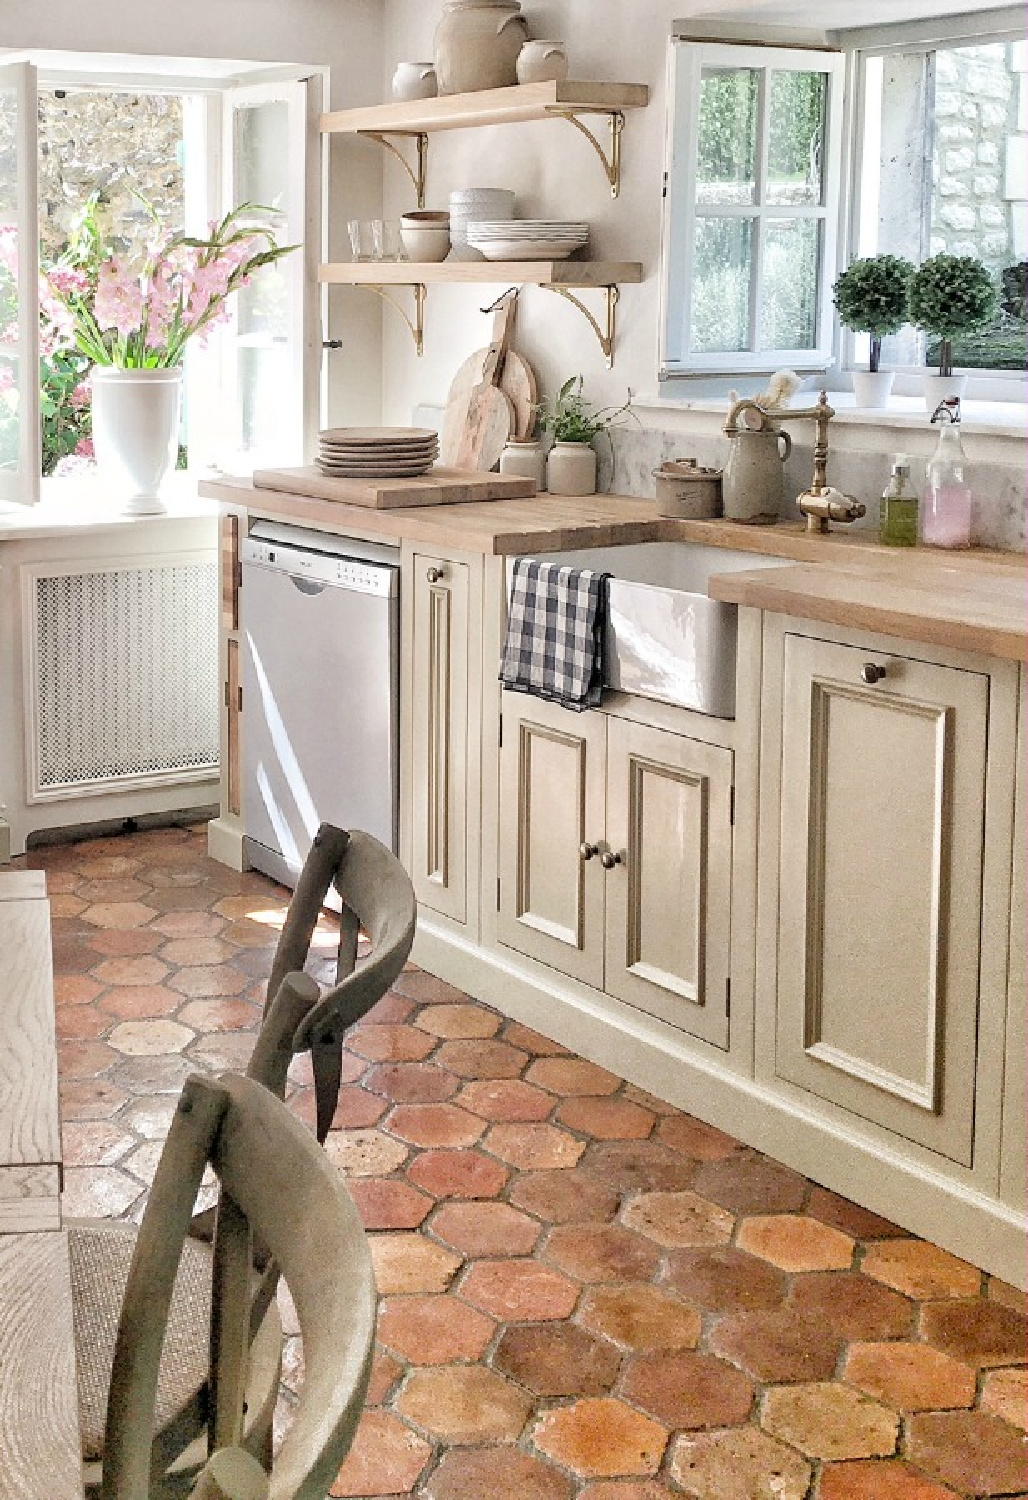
top-left (722, 405), bottom-right (792, 524)
top-left (434, 0), bottom-right (529, 95)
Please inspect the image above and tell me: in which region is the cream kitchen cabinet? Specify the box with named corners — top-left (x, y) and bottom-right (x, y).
top-left (401, 544), bottom-right (484, 936)
top-left (496, 692), bottom-right (733, 1048)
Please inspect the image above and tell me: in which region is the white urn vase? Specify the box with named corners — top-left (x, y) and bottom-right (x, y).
top-left (546, 440), bottom-right (597, 496)
top-left (433, 0), bottom-right (529, 95)
top-left (90, 366), bottom-right (182, 515)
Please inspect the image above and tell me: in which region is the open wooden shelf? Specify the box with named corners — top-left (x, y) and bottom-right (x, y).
top-left (320, 80), bottom-right (649, 136)
top-left (319, 260), bottom-right (643, 287)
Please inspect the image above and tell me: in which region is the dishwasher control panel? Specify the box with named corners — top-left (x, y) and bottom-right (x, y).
top-left (241, 536), bottom-right (398, 597)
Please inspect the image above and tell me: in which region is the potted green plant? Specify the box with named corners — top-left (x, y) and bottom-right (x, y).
top-left (908, 252), bottom-right (997, 409)
top-left (535, 376), bottom-right (632, 496)
top-left (832, 254), bottom-right (913, 408)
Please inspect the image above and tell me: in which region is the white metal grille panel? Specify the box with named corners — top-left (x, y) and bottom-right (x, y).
top-left (30, 560), bottom-right (219, 796)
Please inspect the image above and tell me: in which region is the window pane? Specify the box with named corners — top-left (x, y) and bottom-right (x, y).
top-left (759, 218), bottom-right (820, 349)
top-left (239, 345), bottom-right (291, 457)
top-left (691, 217), bottom-right (753, 352)
top-left (0, 352), bottom-right (18, 471)
top-left (234, 101), bottom-right (289, 212)
top-left (767, 70), bottom-right (827, 206)
top-left (697, 69), bottom-right (759, 206)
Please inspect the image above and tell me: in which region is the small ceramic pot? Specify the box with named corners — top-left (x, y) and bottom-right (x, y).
top-left (392, 62), bottom-right (438, 101)
top-left (400, 211), bottom-right (451, 262)
top-left (652, 459), bottom-right (721, 519)
top-left (516, 40), bottom-right (569, 85)
top-left (546, 440), bottom-right (597, 497)
top-left (500, 439), bottom-right (546, 490)
top-left (923, 371), bottom-right (967, 412)
top-left (434, 0), bottom-right (529, 95)
top-left (851, 370), bottom-right (894, 409)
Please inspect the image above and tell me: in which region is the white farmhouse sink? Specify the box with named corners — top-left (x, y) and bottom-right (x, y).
top-left (518, 543), bottom-right (789, 718)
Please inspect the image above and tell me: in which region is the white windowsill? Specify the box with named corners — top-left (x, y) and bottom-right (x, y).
top-left (636, 391), bottom-right (1027, 438)
top-left (0, 471), bottom-right (219, 540)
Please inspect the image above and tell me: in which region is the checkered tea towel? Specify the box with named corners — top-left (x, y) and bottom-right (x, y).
top-left (499, 557), bottom-right (609, 712)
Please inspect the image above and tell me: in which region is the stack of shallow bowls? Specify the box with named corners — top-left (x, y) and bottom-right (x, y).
top-left (448, 188), bottom-right (515, 259)
top-left (316, 427), bottom-right (438, 478)
top-left (465, 220), bottom-right (589, 261)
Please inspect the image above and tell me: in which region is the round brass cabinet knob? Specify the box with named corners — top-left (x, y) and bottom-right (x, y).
top-left (426, 567), bottom-right (445, 583)
top-left (579, 842), bottom-right (598, 861)
top-left (600, 850), bottom-right (623, 870)
top-left (861, 663), bottom-right (887, 685)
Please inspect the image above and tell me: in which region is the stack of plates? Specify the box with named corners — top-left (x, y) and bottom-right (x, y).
top-left (465, 220), bottom-right (589, 262)
top-left (317, 427), bottom-right (439, 478)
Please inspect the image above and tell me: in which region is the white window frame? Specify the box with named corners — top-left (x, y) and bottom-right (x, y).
top-left (660, 40), bottom-right (846, 379)
top-left (0, 61), bottom-right (41, 506)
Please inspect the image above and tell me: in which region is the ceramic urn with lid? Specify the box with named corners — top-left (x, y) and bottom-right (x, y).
top-left (434, 0), bottom-right (529, 95)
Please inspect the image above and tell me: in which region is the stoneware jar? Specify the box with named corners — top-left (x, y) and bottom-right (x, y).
top-left (391, 62), bottom-right (438, 101)
top-left (546, 440), bottom-right (597, 497)
top-left (500, 438), bottom-right (547, 490)
top-left (434, 0), bottom-right (529, 95)
top-left (516, 40), bottom-right (570, 85)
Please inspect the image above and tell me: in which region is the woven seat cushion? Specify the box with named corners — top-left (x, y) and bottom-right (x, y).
top-left (69, 1222), bottom-right (212, 1462)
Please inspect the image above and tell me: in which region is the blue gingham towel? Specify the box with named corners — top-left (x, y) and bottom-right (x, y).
top-left (499, 558), bottom-right (609, 711)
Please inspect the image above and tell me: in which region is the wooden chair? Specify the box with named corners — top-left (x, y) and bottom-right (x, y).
top-left (99, 1069), bottom-right (377, 1500)
top-left (70, 825), bottom-right (416, 1488)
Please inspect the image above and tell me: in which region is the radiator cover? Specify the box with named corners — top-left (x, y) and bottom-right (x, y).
top-left (25, 555), bottom-right (219, 800)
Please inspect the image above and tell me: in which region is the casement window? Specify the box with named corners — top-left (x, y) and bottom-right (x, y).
top-left (660, 41), bottom-right (846, 378)
top-left (0, 55), bottom-right (322, 508)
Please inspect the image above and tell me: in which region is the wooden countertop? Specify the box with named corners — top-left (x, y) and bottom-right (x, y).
top-left (201, 476), bottom-right (1026, 661)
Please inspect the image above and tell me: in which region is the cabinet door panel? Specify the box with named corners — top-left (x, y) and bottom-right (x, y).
top-left (410, 555), bottom-right (469, 923)
top-left (497, 696), bottom-right (605, 988)
top-left (776, 634), bottom-right (988, 1164)
top-left (605, 720), bottom-right (732, 1047)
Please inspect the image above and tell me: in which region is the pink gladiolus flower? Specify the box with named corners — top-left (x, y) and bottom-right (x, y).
top-left (74, 437), bottom-right (95, 458)
top-left (70, 382), bottom-right (91, 408)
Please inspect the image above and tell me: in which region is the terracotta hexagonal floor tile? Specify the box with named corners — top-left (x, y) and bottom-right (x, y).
top-left (364, 1061), bottom-right (459, 1103)
top-left (456, 1078), bottom-right (554, 1122)
top-left (347, 1179), bottom-right (433, 1230)
top-left (108, 1018), bottom-right (193, 1056)
top-left (663, 1246), bottom-right (787, 1314)
top-left (817, 1459), bottom-right (961, 1499)
top-left (93, 955), bottom-right (170, 988)
top-left (761, 1382), bottom-right (899, 1461)
top-left (157, 937), bottom-right (233, 967)
top-left (167, 965), bottom-right (250, 999)
top-left (378, 1293), bottom-right (494, 1363)
top-left (323, 1128), bottom-right (409, 1178)
top-left (787, 1270), bottom-right (914, 1340)
top-left (80, 900), bottom-right (157, 929)
top-left (692, 1155), bottom-right (808, 1215)
top-left (805, 1187), bottom-right (905, 1240)
top-left (621, 1190), bottom-right (734, 1249)
top-left (657, 1114), bottom-right (742, 1160)
top-left (492, 1322), bottom-right (622, 1397)
top-left (429, 1200), bottom-right (541, 1258)
top-left (366, 1347), bottom-right (404, 1406)
top-left (329, 1409), bottom-right (432, 1496)
top-left (735, 1214), bottom-right (855, 1272)
top-left (368, 1232), bottom-right (462, 1294)
top-left (532, 1397), bottom-right (667, 1478)
top-left (622, 1350), bottom-right (755, 1430)
top-left (407, 1148), bottom-right (509, 1200)
top-left (577, 1282), bottom-right (701, 1352)
top-left (122, 1139), bottom-right (165, 1186)
top-left (577, 1484), bottom-right (678, 1500)
top-left (392, 969), bottom-right (470, 1005)
top-left (509, 1170), bottom-right (619, 1225)
top-left (544, 1222), bottom-right (662, 1283)
top-left (117, 1097), bottom-right (179, 1139)
top-left (58, 1038), bottom-right (119, 1077)
top-left (386, 1102), bottom-right (485, 1149)
top-left (843, 1340), bottom-right (977, 1410)
top-left (77, 878), bottom-right (152, 905)
top-left (97, 985), bottom-right (184, 1021)
top-left (60, 1165), bottom-right (142, 1218)
top-left (989, 1278), bottom-right (1028, 1315)
top-left (908, 1410), bottom-right (1028, 1495)
top-left (709, 1307), bottom-right (844, 1383)
top-left (188, 1031), bottom-right (257, 1073)
top-left (49, 892), bottom-right (88, 918)
top-left (86, 927), bottom-right (166, 958)
top-left (582, 1140), bottom-right (698, 1194)
top-left (669, 1425), bottom-right (812, 1500)
top-left (347, 1023), bottom-right (439, 1064)
top-left (323, 1086), bottom-right (388, 1131)
top-left (502, 1020), bottom-right (570, 1056)
top-left (54, 973), bottom-right (105, 1006)
top-left (920, 1297), bottom-right (1028, 1367)
top-left (151, 910), bottom-right (226, 939)
top-left (60, 1119), bottom-right (133, 1167)
top-left (59, 1078), bottom-right (129, 1120)
top-left (414, 1002), bottom-right (501, 1039)
top-left (861, 1240), bottom-right (981, 1299)
top-left (425, 1447), bottom-right (574, 1500)
top-left (461, 1258), bottom-right (579, 1321)
top-left (981, 1367), bottom-right (1028, 1429)
top-left (111, 1052), bottom-right (195, 1096)
top-left (56, 1004), bottom-right (111, 1040)
top-left (434, 1038), bottom-right (529, 1079)
top-left (397, 1364), bottom-right (532, 1443)
top-left (556, 1096), bottom-right (655, 1141)
top-left (526, 1057), bottom-right (621, 1096)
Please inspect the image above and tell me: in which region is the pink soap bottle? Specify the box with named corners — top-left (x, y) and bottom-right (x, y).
top-left (923, 397), bottom-right (972, 549)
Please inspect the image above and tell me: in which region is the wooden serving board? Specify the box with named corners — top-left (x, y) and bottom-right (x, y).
top-left (252, 465), bottom-right (537, 509)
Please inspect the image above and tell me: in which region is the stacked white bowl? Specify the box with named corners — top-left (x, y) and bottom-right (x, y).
top-left (448, 188), bottom-right (515, 259)
top-left (465, 220), bottom-right (589, 261)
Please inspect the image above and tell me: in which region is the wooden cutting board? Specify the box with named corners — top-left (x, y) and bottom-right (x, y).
top-left (454, 297), bottom-right (515, 472)
top-left (252, 465), bottom-right (536, 509)
top-left (440, 346), bottom-right (537, 462)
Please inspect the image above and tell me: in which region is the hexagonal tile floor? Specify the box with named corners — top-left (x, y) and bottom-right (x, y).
top-left (16, 823), bottom-right (1027, 1499)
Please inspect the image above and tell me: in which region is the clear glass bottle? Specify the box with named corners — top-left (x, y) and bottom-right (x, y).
top-left (879, 455), bottom-right (918, 547)
top-left (923, 398), bottom-right (972, 549)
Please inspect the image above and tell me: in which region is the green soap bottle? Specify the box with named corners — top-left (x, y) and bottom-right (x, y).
top-left (880, 455), bottom-right (918, 547)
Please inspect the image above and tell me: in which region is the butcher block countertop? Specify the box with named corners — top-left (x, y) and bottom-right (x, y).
top-left (200, 475), bottom-right (1027, 661)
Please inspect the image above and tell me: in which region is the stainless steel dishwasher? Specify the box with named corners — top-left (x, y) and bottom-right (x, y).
top-left (239, 521), bottom-right (400, 890)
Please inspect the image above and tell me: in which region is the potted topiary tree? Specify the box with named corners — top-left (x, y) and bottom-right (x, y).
top-left (832, 254), bottom-right (913, 408)
top-left (908, 252), bottom-right (997, 409)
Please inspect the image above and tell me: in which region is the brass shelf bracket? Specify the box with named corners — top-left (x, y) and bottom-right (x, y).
top-left (363, 282), bottom-right (427, 356)
top-left (546, 109), bottom-right (625, 197)
top-left (357, 130), bottom-right (429, 207)
top-left (542, 284), bottom-right (621, 368)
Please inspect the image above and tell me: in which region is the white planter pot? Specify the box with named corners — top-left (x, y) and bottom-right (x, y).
top-left (90, 366), bottom-right (182, 514)
top-left (516, 40), bottom-right (570, 85)
top-left (851, 370), bottom-right (895, 409)
top-left (500, 438), bottom-right (547, 490)
top-left (923, 371), bottom-right (967, 413)
top-left (546, 440), bottom-right (597, 497)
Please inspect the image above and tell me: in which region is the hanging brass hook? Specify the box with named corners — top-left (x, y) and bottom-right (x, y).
top-left (479, 287), bottom-right (519, 314)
